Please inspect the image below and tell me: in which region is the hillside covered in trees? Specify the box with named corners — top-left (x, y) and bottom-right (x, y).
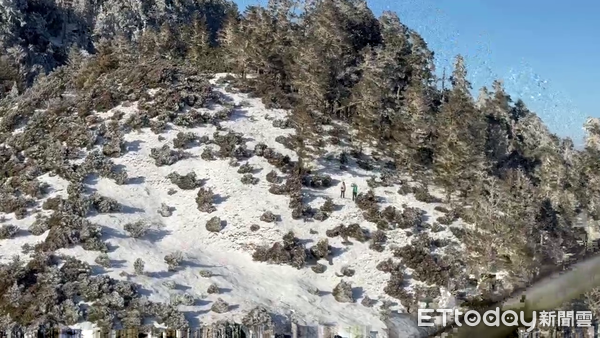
top-left (1, 0), bottom-right (600, 335)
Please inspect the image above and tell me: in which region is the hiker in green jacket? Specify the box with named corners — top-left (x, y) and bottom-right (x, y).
top-left (351, 183), bottom-right (358, 201)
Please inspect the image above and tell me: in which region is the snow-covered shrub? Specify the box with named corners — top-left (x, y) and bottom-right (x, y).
top-left (170, 293), bottom-right (195, 306)
top-left (412, 185), bottom-right (440, 203)
top-left (254, 143), bottom-right (268, 156)
top-left (90, 193), bottom-right (122, 213)
top-left (82, 151), bottom-right (129, 184)
top-left (355, 190), bottom-right (377, 210)
top-left (339, 266), bottom-right (355, 277)
top-left (123, 220), bottom-right (150, 238)
top-left (207, 284), bottom-right (219, 294)
top-left (260, 211), bottom-right (277, 223)
top-left (325, 223), bottom-right (369, 243)
top-left (167, 171), bottom-right (203, 190)
top-left (252, 231), bottom-right (307, 269)
top-left (196, 187), bottom-right (216, 213)
top-left (240, 174), bottom-right (259, 185)
top-left (397, 185), bottom-right (413, 195)
top-left (163, 281), bottom-right (177, 289)
top-left (150, 145), bottom-right (189, 166)
top-left (302, 174), bottom-right (332, 188)
top-left (134, 258), bottom-right (145, 275)
top-left (376, 259), bottom-right (403, 274)
top-left (205, 217), bottom-right (223, 232)
top-left (272, 119), bottom-right (292, 129)
top-left (308, 238), bottom-right (331, 261)
top-left (39, 213), bottom-right (106, 252)
top-left (266, 170), bottom-right (279, 183)
top-left (393, 245), bottom-right (455, 286)
top-left (383, 272), bottom-right (411, 305)
top-left (173, 132), bottom-right (197, 149)
top-left (242, 306), bottom-right (272, 326)
top-left (201, 147), bottom-right (216, 161)
top-left (0, 224), bottom-right (19, 239)
top-left (332, 280), bottom-right (354, 303)
top-left (311, 263), bottom-right (326, 273)
top-left (313, 210), bottom-right (328, 221)
top-left (275, 135), bottom-right (296, 150)
top-left (158, 203), bottom-right (172, 217)
top-left (164, 251), bottom-right (184, 271)
top-left (29, 214), bottom-right (49, 235)
top-left (95, 253), bottom-right (111, 268)
top-left (320, 198), bottom-right (334, 213)
top-left (237, 162), bottom-right (253, 174)
top-left (397, 206), bottom-right (426, 229)
top-left (211, 298), bottom-right (229, 313)
top-left (268, 184), bottom-right (287, 195)
top-left (369, 230), bottom-right (387, 252)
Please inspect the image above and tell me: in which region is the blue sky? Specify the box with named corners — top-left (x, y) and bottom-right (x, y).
top-left (234, 0), bottom-right (598, 144)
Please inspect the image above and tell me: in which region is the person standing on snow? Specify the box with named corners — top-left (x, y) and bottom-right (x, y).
top-left (352, 183), bottom-right (358, 201)
top-left (340, 181), bottom-right (346, 198)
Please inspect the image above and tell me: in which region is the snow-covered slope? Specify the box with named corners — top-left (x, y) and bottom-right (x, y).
top-left (0, 73), bottom-right (462, 337)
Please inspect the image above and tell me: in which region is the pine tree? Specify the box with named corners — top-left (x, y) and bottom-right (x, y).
top-left (187, 14), bottom-right (211, 65)
top-left (434, 55), bottom-right (487, 201)
top-left (219, 10), bottom-right (251, 77)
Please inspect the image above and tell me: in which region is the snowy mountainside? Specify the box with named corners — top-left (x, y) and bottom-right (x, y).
top-left (0, 73), bottom-right (464, 337)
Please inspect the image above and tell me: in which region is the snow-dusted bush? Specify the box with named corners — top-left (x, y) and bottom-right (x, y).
top-left (369, 230), bottom-right (387, 252)
top-left (205, 217), bottom-right (223, 232)
top-left (302, 174), bottom-right (332, 188)
top-left (123, 220), bottom-right (150, 238)
top-left (240, 174), bottom-right (259, 185)
top-left (163, 281), bottom-right (177, 289)
top-left (201, 147), bottom-right (216, 161)
top-left (254, 143), bottom-right (268, 156)
top-left (252, 231), bottom-right (307, 269)
top-left (355, 190), bottom-right (377, 210)
top-left (266, 170), bottom-right (279, 183)
top-left (196, 187), bottom-right (216, 213)
top-left (81, 151), bottom-right (129, 185)
top-left (173, 132), bottom-right (198, 149)
top-left (167, 171), bottom-right (204, 190)
top-left (0, 224), bottom-right (19, 239)
top-left (311, 263), bottom-right (326, 273)
top-left (268, 184), bottom-right (287, 195)
top-left (237, 162), bottom-right (253, 174)
top-left (320, 197), bottom-right (334, 213)
top-left (272, 119), bottom-right (292, 129)
top-left (134, 258), bottom-right (145, 275)
top-left (412, 185), bottom-right (440, 203)
top-left (170, 293), bottom-right (195, 306)
top-left (242, 306), bottom-right (272, 326)
top-left (207, 284), bottom-right (219, 294)
top-left (332, 280), bottom-right (354, 303)
top-left (211, 298), bottom-right (229, 313)
top-left (158, 203), bottom-right (172, 217)
top-left (39, 213), bottom-right (106, 252)
top-left (95, 253), bottom-right (111, 268)
top-left (325, 223), bottom-right (369, 243)
top-left (90, 193), bottom-right (122, 213)
top-left (313, 210), bottom-right (328, 221)
top-left (164, 251), bottom-right (184, 271)
top-left (150, 145), bottom-right (189, 166)
top-left (260, 211), bottom-right (277, 223)
top-left (308, 238), bottom-right (331, 261)
top-left (29, 214), bottom-right (49, 235)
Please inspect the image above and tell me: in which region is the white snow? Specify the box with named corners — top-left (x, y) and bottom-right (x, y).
top-left (0, 73), bottom-right (466, 337)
